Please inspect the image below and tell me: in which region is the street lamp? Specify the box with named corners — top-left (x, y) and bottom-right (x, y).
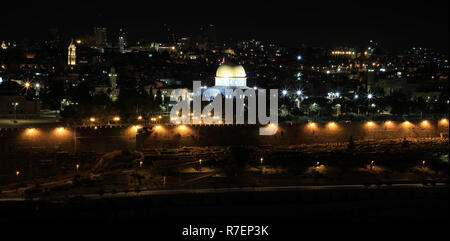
top-left (282, 90), bottom-right (288, 96)
top-left (403, 121), bottom-right (411, 127)
top-left (11, 102), bottom-right (19, 123)
top-left (27, 128), bottom-right (36, 134)
top-left (132, 125), bottom-right (142, 132)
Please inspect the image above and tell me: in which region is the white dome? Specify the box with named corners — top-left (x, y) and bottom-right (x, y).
top-left (216, 64), bottom-right (246, 78)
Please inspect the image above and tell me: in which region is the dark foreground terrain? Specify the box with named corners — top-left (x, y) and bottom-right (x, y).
top-left (0, 184), bottom-right (448, 239)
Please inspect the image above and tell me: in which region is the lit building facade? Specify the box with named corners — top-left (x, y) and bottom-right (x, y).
top-left (118, 28), bottom-right (127, 54)
top-left (68, 41), bottom-right (76, 66)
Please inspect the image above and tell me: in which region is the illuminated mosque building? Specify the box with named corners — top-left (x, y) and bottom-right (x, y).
top-left (198, 62), bottom-right (250, 101)
top-left (213, 62), bottom-right (248, 89)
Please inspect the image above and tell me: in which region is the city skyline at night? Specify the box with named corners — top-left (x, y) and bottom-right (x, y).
top-left (0, 1), bottom-right (448, 239)
top-left (2, 1), bottom-right (449, 51)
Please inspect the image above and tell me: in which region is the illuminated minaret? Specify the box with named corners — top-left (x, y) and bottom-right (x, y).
top-left (68, 40), bottom-right (76, 66)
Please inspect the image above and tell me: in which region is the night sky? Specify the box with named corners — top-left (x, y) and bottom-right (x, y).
top-left (2, 1), bottom-right (449, 52)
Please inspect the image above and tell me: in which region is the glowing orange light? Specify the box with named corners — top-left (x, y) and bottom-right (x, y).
top-left (385, 121), bottom-right (392, 126)
top-left (27, 128), bottom-right (35, 134)
top-left (308, 122), bottom-right (316, 128)
top-left (178, 125), bottom-right (186, 130)
top-left (24, 82), bottom-right (31, 88)
top-left (137, 116), bottom-right (143, 120)
top-left (57, 127), bottom-right (64, 133)
top-left (113, 116), bottom-right (120, 121)
top-left (441, 118), bottom-right (448, 125)
top-left (328, 122), bottom-right (336, 128)
top-left (155, 125), bottom-right (162, 130)
top-left (403, 121), bottom-right (411, 126)
top-left (367, 121), bottom-right (374, 127)
top-left (89, 117), bottom-right (96, 122)
top-left (132, 125), bottom-right (142, 131)
top-left (421, 120), bottom-right (429, 126)
top-left (267, 123), bottom-right (277, 129)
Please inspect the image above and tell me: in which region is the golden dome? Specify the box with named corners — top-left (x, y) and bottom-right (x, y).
top-left (216, 64), bottom-right (246, 78)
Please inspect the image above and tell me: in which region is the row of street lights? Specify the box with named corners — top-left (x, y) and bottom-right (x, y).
top-left (88, 115), bottom-right (162, 124)
top-left (305, 119), bottom-right (448, 130)
top-left (25, 127), bottom-right (68, 136)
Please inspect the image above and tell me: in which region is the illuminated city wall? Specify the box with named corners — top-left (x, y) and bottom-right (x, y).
top-left (0, 121), bottom-right (447, 154)
top-left (0, 126), bottom-right (136, 154)
top-left (0, 121), bottom-right (447, 180)
top-left (139, 121), bottom-right (449, 148)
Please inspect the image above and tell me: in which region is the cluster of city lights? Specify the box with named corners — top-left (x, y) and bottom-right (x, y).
top-left (331, 50), bottom-right (356, 55)
top-left (281, 89), bottom-right (306, 97)
top-left (84, 115), bottom-right (165, 124)
top-left (90, 115), bottom-right (164, 123)
top-left (22, 81), bottom-right (41, 90)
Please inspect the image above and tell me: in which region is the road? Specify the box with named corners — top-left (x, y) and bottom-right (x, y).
top-left (0, 182), bottom-right (447, 202)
